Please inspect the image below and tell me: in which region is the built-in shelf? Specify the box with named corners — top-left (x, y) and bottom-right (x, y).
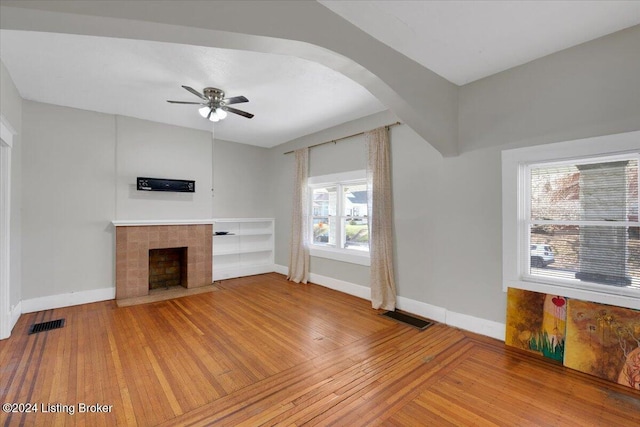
top-left (212, 218), bottom-right (274, 281)
top-left (214, 248), bottom-right (273, 256)
top-left (215, 231), bottom-right (272, 237)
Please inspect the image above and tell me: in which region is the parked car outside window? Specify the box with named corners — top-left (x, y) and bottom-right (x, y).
top-left (531, 244), bottom-right (555, 268)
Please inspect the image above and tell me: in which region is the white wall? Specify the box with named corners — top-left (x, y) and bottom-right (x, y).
top-left (115, 116), bottom-right (213, 220)
top-left (212, 139), bottom-right (273, 219)
top-left (21, 101), bottom-right (116, 299)
top-left (1, 60), bottom-right (22, 311)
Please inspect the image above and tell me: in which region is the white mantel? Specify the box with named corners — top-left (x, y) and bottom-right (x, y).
top-left (112, 219), bottom-right (215, 227)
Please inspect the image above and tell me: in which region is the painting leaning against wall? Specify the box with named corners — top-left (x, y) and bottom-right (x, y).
top-left (506, 287), bottom-right (640, 390)
top-left (565, 300), bottom-right (640, 390)
top-left (505, 288), bottom-right (567, 362)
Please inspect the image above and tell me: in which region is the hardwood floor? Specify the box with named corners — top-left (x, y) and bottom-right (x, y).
top-left (1, 273), bottom-right (639, 426)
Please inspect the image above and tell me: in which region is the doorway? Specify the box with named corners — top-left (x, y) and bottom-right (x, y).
top-left (1, 116), bottom-right (16, 339)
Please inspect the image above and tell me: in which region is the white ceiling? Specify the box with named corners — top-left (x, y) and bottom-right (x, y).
top-left (319, 1), bottom-right (640, 85)
top-left (0, 30), bottom-right (387, 147)
top-left (1, 1), bottom-right (639, 147)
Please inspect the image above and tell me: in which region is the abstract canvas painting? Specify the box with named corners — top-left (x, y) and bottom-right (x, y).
top-left (565, 300), bottom-right (640, 390)
top-left (506, 288), bottom-right (566, 362)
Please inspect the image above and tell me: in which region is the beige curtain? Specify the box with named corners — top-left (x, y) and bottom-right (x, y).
top-left (288, 147), bottom-right (310, 283)
top-left (367, 127), bottom-right (397, 310)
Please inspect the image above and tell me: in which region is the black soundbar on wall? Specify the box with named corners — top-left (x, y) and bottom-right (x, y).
top-left (137, 177), bottom-right (195, 193)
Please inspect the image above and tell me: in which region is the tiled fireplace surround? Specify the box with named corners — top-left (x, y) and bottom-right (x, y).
top-left (115, 223), bottom-right (212, 300)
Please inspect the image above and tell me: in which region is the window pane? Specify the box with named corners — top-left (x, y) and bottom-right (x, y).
top-left (531, 159), bottom-right (638, 221)
top-left (312, 186), bottom-right (337, 216)
top-left (529, 225), bottom-right (639, 289)
top-left (312, 217), bottom-right (335, 246)
top-left (343, 183), bottom-right (368, 217)
top-left (344, 217), bottom-right (369, 251)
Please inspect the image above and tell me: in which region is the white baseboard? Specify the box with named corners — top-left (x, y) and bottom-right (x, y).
top-left (445, 310), bottom-right (505, 341)
top-left (275, 264), bottom-right (371, 300)
top-left (274, 264), bottom-right (288, 276)
top-left (0, 301), bottom-right (23, 339)
top-left (10, 300), bottom-right (21, 330)
top-left (21, 287), bottom-right (115, 313)
top-left (214, 264), bottom-right (275, 281)
top-left (309, 272), bottom-right (371, 300)
top-left (274, 264), bottom-right (505, 341)
top-left (396, 296), bottom-right (447, 324)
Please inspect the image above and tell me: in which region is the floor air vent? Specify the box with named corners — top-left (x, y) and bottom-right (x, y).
top-left (28, 319), bottom-right (65, 335)
top-left (382, 311), bottom-right (433, 330)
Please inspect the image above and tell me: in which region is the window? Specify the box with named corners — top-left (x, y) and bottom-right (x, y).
top-left (308, 171), bottom-right (370, 266)
top-left (528, 156), bottom-right (638, 283)
top-left (502, 131), bottom-right (640, 310)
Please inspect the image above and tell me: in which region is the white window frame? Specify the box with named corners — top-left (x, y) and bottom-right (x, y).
top-left (308, 170), bottom-right (370, 266)
top-left (502, 130), bottom-right (640, 310)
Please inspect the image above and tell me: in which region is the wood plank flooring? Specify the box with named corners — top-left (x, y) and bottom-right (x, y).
top-left (1, 273), bottom-right (639, 426)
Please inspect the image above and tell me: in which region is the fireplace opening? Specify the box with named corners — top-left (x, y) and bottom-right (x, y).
top-left (149, 247), bottom-right (187, 290)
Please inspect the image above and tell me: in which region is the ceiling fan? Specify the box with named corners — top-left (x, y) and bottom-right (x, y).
top-left (167, 85), bottom-right (254, 122)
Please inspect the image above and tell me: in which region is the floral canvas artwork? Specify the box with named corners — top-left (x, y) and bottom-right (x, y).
top-left (565, 300), bottom-right (640, 390)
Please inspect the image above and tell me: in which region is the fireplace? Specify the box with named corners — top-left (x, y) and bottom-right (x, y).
top-left (113, 222), bottom-right (213, 300)
top-left (149, 247), bottom-right (187, 290)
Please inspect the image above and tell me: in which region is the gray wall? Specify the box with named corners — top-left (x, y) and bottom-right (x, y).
top-left (432, 146), bottom-right (505, 318)
top-left (269, 24), bottom-right (640, 324)
top-left (212, 139), bottom-right (273, 219)
top-left (1, 60), bottom-right (22, 309)
top-left (270, 110), bottom-right (467, 312)
top-left (7, 20), bottom-right (640, 326)
top-left (19, 101), bottom-right (270, 300)
top-left (459, 24), bottom-right (640, 153)
top-left (0, 60), bottom-right (21, 135)
top-left (21, 102), bottom-right (116, 299)
top-left (115, 116), bottom-right (213, 220)
top-left (270, 111), bottom-right (399, 286)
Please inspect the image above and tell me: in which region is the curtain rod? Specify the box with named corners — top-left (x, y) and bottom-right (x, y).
top-left (283, 121), bottom-right (401, 155)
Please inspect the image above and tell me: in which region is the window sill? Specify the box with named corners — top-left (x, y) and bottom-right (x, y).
top-left (309, 246), bottom-right (371, 266)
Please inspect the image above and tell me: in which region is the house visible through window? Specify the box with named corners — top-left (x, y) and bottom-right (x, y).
top-left (311, 182), bottom-right (369, 251)
top-left (308, 170), bottom-right (370, 266)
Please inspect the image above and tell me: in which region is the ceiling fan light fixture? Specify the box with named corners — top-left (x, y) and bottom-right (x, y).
top-left (198, 106), bottom-right (210, 118)
top-left (216, 107), bottom-right (227, 120)
top-left (169, 86), bottom-right (253, 121)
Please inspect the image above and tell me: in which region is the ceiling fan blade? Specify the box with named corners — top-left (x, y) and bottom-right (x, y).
top-left (206, 108), bottom-right (213, 120)
top-left (182, 85), bottom-right (207, 100)
top-left (223, 106), bottom-right (254, 119)
top-left (223, 96), bottom-right (249, 105)
top-left (166, 100), bottom-right (206, 105)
